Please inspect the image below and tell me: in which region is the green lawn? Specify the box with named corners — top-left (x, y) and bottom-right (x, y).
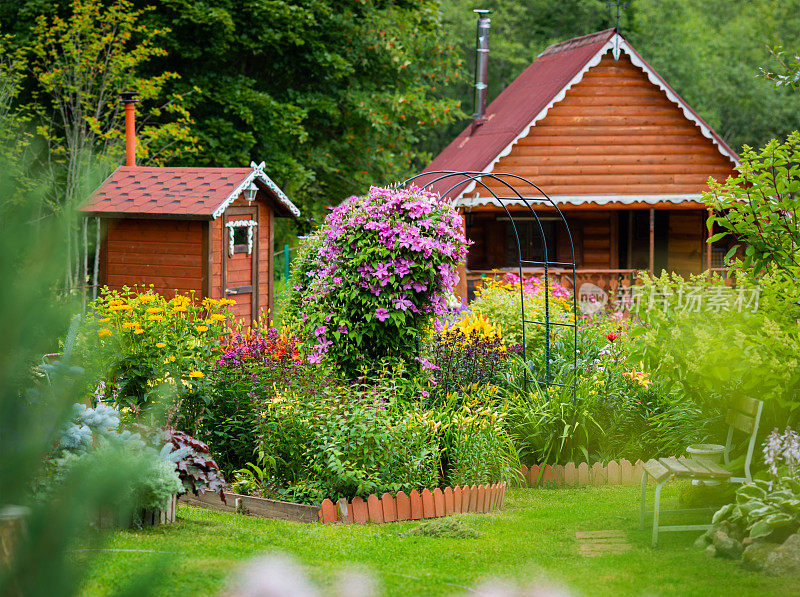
top-left (79, 486), bottom-right (797, 596)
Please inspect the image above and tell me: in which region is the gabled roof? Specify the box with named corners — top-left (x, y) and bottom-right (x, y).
top-left (420, 29), bottom-right (739, 200)
top-left (81, 162), bottom-right (300, 219)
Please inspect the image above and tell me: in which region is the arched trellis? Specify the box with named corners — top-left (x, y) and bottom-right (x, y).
top-left (398, 171), bottom-right (578, 397)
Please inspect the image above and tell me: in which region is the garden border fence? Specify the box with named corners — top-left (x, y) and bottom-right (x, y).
top-left (319, 482), bottom-right (507, 524)
top-left (520, 460), bottom-right (647, 488)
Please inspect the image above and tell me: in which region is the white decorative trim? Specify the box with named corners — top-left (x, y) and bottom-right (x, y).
top-left (456, 193), bottom-right (704, 208)
top-left (458, 33), bottom-right (739, 198)
top-left (225, 219), bottom-right (258, 256)
top-left (212, 161), bottom-right (301, 219)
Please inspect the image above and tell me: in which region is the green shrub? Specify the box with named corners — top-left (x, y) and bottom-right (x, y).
top-left (255, 375), bottom-right (440, 503)
top-left (78, 287), bottom-right (232, 411)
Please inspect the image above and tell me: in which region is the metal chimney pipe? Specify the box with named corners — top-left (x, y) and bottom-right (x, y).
top-left (472, 9), bottom-right (491, 121)
top-left (119, 92), bottom-right (139, 167)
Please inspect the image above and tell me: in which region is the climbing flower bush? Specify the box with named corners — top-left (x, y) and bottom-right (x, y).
top-left (287, 185), bottom-right (468, 376)
top-left (80, 287), bottom-right (233, 410)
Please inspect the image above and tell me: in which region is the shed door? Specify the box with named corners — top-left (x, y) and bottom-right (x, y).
top-left (222, 207), bottom-right (259, 323)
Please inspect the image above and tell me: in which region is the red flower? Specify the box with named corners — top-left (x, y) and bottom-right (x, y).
top-left (606, 332), bottom-right (619, 342)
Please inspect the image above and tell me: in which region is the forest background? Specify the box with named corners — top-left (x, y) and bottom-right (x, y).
top-left (1, 0), bottom-right (799, 264)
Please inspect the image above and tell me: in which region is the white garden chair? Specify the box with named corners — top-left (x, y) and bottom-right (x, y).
top-left (639, 396), bottom-right (764, 547)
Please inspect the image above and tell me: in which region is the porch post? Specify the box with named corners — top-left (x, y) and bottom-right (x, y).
top-left (648, 207), bottom-right (655, 275)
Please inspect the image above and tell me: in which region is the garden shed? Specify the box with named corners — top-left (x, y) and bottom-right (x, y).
top-left (81, 161), bottom-right (300, 322)
top-left (420, 28), bottom-right (739, 298)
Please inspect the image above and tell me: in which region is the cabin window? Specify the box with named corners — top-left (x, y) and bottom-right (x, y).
top-left (226, 220), bottom-right (258, 257)
top-left (503, 219), bottom-right (557, 267)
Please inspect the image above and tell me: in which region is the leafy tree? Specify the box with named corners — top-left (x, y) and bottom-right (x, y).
top-left (16, 0), bottom-right (198, 293)
top-left (129, 0), bottom-right (465, 229)
top-left (704, 131), bottom-right (800, 279)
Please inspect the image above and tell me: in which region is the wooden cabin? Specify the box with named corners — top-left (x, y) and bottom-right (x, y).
top-left (421, 29), bottom-right (739, 300)
top-left (81, 162), bottom-right (300, 322)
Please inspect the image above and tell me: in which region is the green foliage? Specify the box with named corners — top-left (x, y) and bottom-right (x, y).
top-left (503, 312), bottom-right (710, 465)
top-left (255, 376), bottom-right (440, 503)
top-left (631, 272), bottom-right (800, 423)
top-left (133, 0), bottom-right (464, 224)
top-left (712, 427), bottom-right (800, 543)
top-left (705, 131), bottom-right (800, 279)
top-left (78, 288), bottom-right (231, 412)
top-left (445, 404), bottom-right (519, 487)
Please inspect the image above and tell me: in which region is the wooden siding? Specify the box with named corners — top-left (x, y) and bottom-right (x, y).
top-left (104, 219), bottom-right (204, 296)
top-left (471, 51), bottom-right (734, 199)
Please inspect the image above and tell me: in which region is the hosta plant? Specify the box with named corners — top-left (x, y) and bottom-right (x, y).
top-left (712, 427), bottom-right (800, 541)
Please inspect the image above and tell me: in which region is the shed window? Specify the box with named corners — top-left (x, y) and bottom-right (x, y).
top-left (232, 227), bottom-right (248, 253)
top-left (226, 219), bottom-right (258, 257)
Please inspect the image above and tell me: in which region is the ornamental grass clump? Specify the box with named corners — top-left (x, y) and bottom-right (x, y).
top-left (287, 185), bottom-right (468, 376)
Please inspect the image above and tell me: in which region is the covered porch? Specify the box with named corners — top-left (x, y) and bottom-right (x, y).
top-left (460, 202), bottom-right (729, 301)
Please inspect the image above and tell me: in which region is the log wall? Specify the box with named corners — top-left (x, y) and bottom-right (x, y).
top-left (104, 219), bottom-right (205, 296)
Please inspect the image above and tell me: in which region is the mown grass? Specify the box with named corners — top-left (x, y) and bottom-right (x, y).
top-left (79, 486), bottom-right (798, 596)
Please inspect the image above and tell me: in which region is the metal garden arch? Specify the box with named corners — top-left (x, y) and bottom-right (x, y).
top-left (399, 171), bottom-right (578, 398)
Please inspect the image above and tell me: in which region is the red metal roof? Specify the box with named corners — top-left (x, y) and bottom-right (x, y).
top-left (81, 166), bottom-right (298, 219)
top-left (418, 29), bottom-right (737, 199)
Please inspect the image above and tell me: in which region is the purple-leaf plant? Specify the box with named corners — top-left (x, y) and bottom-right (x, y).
top-left (288, 185), bottom-right (468, 376)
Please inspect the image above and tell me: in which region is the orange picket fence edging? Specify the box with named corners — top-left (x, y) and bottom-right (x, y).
top-left (519, 459), bottom-right (647, 488)
top-left (318, 482), bottom-right (507, 524)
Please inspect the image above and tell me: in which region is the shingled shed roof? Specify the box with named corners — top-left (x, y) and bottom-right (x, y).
top-left (81, 162), bottom-right (300, 219)
top-left (419, 29), bottom-right (738, 200)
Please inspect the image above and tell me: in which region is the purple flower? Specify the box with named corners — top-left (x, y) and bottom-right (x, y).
top-left (314, 325), bottom-right (326, 337)
top-left (374, 308), bottom-right (390, 322)
top-left (393, 296), bottom-right (412, 311)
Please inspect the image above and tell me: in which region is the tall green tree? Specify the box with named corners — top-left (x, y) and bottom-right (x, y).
top-left (0, 0), bottom-right (199, 295)
top-left (131, 0), bottom-right (465, 228)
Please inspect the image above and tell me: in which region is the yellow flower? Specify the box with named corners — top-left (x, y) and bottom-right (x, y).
top-left (138, 294), bottom-right (157, 304)
top-left (109, 304), bottom-right (132, 312)
top-left (203, 298), bottom-right (219, 307)
top-left (210, 313), bottom-right (226, 321)
top-left (188, 370), bottom-right (204, 379)
top-left (122, 321), bottom-right (140, 329)
top-left (195, 325), bottom-right (209, 332)
top-left (98, 328), bottom-right (112, 337)
top-left (148, 315), bottom-right (164, 321)
top-left (98, 317), bottom-right (111, 323)
top-left (172, 306), bottom-right (187, 312)
top-left (134, 328), bottom-right (144, 335)
top-left (155, 342), bottom-right (167, 348)
top-left (163, 356), bottom-right (176, 364)
top-left (146, 307), bottom-right (163, 314)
